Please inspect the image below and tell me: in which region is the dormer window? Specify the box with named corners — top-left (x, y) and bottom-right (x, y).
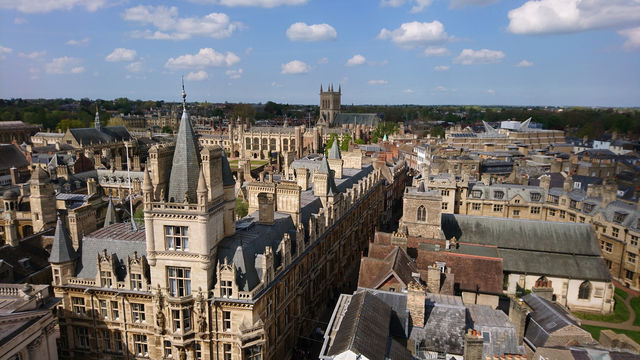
top-left (494, 191), bottom-right (504, 199)
top-left (100, 270), bottom-right (113, 288)
top-left (530, 193), bottom-right (541, 202)
top-left (613, 212), bottom-right (627, 224)
top-left (221, 280), bottom-right (233, 298)
top-left (130, 273), bottom-right (143, 290)
top-left (472, 190), bottom-right (482, 198)
top-left (584, 203), bottom-right (594, 213)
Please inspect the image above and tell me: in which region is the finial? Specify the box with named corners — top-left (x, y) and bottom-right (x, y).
top-left (181, 76), bottom-right (186, 110)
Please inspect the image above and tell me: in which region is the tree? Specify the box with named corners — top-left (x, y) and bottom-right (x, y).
top-left (161, 125), bottom-right (173, 133)
top-left (340, 134), bottom-right (352, 152)
top-left (235, 198), bottom-right (248, 218)
top-left (232, 103), bottom-right (255, 121)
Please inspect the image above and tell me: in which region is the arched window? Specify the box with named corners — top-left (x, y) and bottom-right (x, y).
top-left (535, 276), bottom-right (550, 288)
top-left (578, 281), bottom-right (591, 300)
top-left (417, 205), bottom-right (426, 222)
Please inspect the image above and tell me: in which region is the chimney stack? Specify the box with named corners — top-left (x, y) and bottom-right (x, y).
top-left (464, 329), bottom-right (484, 360)
top-left (407, 282), bottom-right (426, 328)
top-left (258, 192), bottom-right (275, 225)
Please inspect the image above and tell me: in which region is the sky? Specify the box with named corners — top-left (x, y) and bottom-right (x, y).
top-left (0, 0), bottom-right (639, 106)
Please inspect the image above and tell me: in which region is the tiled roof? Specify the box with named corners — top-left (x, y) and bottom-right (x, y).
top-left (167, 109), bottom-right (201, 203)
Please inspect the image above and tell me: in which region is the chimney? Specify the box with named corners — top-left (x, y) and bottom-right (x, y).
top-left (427, 263), bottom-right (441, 294)
top-left (87, 178), bottom-right (97, 196)
top-left (481, 174), bottom-right (491, 186)
top-left (407, 282), bottom-right (426, 328)
top-left (464, 329), bottom-right (484, 360)
top-left (563, 175), bottom-right (573, 193)
top-left (296, 167), bottom-right (309, 190)
top-left (9, 167), bottom-right (18, 185)
top-left (602, 179), bottom-right (617, 206)
top-left (258, 192), bottom-right (275, 225)
top-left (539, 175), bottom-right (550, 191)
top-left (509, 296), bottom-right (529, 345)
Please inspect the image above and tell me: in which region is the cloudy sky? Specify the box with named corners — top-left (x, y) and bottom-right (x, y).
top-left (0, 0), bottom-right (639, 106)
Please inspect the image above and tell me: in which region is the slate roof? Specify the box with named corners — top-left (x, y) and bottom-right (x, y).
top-left (0, 145), bottom-right (29, 171)
top-left (326, 291), bottom-right (393, 360)
top-left (221, 152), bottom-right (236, 187)
top-left (315, 156), bottom-right (340, 196)
top-left (411, 293), bottom-right (466, 355)
top-left (103, 198), bottom-right (118, 227)
top-left (333, 113), bottom-right (381, 127)
top-left (522, 293), bottom-right (583, 350)
top-left (75, 223), bottom-right (146, 280)
top-left (467, 183), bottom-right (545, 203)
top-left (328, 139), bottom-right (341, 160)
top-left (49, 217), bottom-right (78, 263)
top-left (167, 108), bottom-right (201, 203)
top-left (358, 246), bottom-right (418, 289)
top-left (467, 304), bottom-right (524, 357)
top-left (69, 126), bottom-right (131, 145)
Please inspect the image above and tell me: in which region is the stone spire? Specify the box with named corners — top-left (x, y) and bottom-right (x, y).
top-left (94, 104), bottom-right (101, 130)
top-left (167, 80), bottom-right (201, 203)
top-left (328, 138), bottom-right (341, 159)
top-left (142, 165), bottom-right (153, 192)
top-left (49, 215), bottom-right (78, 264)
top-left (317, 156), bottom-right (339, 196)
top-left (103, 197), bottom-right (118, 227)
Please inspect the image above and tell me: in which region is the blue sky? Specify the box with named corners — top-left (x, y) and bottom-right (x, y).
top-left (1, 0), bottom-right (639, 106)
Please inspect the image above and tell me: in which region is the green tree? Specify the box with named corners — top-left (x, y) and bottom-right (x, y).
top-left (232, 103), bottom-right (255, 121)
top-left (235, 198), bottom-right (248, 218)
top-left (340, 134), bottom-right (352, 152)
top-left (161, 125), bottom-right (173, 134)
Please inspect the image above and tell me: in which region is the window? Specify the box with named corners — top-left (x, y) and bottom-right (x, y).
top-left (513, 210), bottom-right (520, 216)
top-left (578, 281), bottom-right (591, 300)
top-left (100, 300), bottom-right (108, 318)
top-left (134, 334), bottom-right (148, 357)
top-left (224, 344), bottom-right (232, 360)
top-left (221, 280), bottom-right (233, 298)
top-left (111, 301), bottom-right (120, 320)
top-left (72, 297), bottom-right (86, 316)
top-left (613, 212), bottom-right (627, 224)
top-left (569, 214), bottom-right (576, 222)
top-left (472, 190), bottom-right (482, 198)
top-left (628, 252), bottom-right (637, 264)
top-left (549, 209), bottom-right (556, 216)
top-left (530, 206), bottom-right (540, 215)
top-left (441, 190), bottom-right (449, 196)
top-left (579, 216), bottom-right (585, 223)
top-left (494, 191), bottom-right (504, 199)
top-left (493, 204), bottom-right (503, 212)
top-left (625, 270), bottom-right (635, 280)
top-left (131, 273), bottom-right (143, 290)
top-left (223, 310), bottom-right (231, 331)
top-left (172, 308), bottom-right (191, 331)
top-left (604, 242), bottom-right (613, 253)
top-left (114, 332), bottom-right (123, 353)
top-left (103, 330), bottom-right (111, 352)
top-left (168, 267), bottom-right (191, 297)
top-left (583, 203), bottom-right (594, 213)
top-left (131, 303), bottom-right (145, 323)
top-left (441, 202), bottom-right (448, 210)
top-left (165, 225), bottom-right (189, 251)
top-left (54, 268), bottom-right (60, 285)
top-left (416, 205), bottom-right (426, 222)
top-left (100, 270), bottom-right (112, 287)
top-left (631, 235), bottom-right (639, 247)
top-left (245, 345), bottom-right (262, 360)
top-left (164, 341), bottom-right (172, 358)
top-left (472, 203), bottom-right (481, 211)
top-left (559, 210), bottom-right (566, 219)
top-left (549, 195), bottom-right (559, 204)
top-left (75, 327), bottom-right (90, 349)
top-left (530, 192), bottom-right (541, 201)
top-left (612, 227), bottom-right (620, 238)
top-left (195, 343), bottom-right (202, 360)
top-left (569, 200), bottom-right (577, 209)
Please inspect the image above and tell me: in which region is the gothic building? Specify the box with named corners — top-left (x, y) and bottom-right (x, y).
top-left (50, 84), bottom-right (387, 360)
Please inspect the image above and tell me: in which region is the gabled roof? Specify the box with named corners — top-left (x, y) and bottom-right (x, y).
top-left (49, 216), bottom-right (78, 263)
top-left (358, 246), bottom-right (418, 289)
top-left (103, 198), bottom-right (118, 227)
top-left (167, 107), bottom-right (201, 203)
top-left (0, 145), bottom-right (29, 171)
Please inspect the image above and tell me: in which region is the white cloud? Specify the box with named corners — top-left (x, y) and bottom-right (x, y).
top-left (403, 89), bottom-right (415, 93)
top-left (434, 65), bottom-right (450, 71)
top-left (66, 37), bottom-right (90, 46)
top-left (226, 68), bottom-right (243, 79)
top-left (281, 60), bottom-right (310, 74)
top-left (14, 17), bottom-right (27, 24)
top-left (0, 0), bottom-right (107, 13)
top-left (424, 46), bottom-right (451, 56)
top-left (346, 54), bottom-right (366, 66)
top-left (410, 0), bottom-right (432, 13)
top-left (368, 80), bottom-right (388, 85)
top-left (453, 48), bottom-right (505, 65)
top-left (0, 46), bottom-right (12, 60)
top-left (434, 85), bottom-right (448, 92)
top-left (187, 0), bottom-right (307, 7)
top-left (317, 57), bottom-right (329, 64)
top-left (380, 0), bottom-right (404, 6)
top-left (165, 48), bottom-right (240, 69)
top-left (185, 70), bottom-right (209, 81)
top-left (487, 89), bottom-right (496, 95)
top-left (380, 0), bottom-right (432, 12)
top-left (286, 22), bottom-right (337, 42)
top-left (106, 48), bottom-right (137, 62)
top-left (19, 50), bottom-right (46, 59)
top-left (507, 0), bottom-right (640, 35)
top-left (124, 5), bottom-right (240, 40)
top-left (271, 81), bottom-right (283, 87)
top-left (245, 47), bottom-right (253, 55)
top-left (516, 59), bottom-right (533, 67)
top-left (126, 61), bottom-right (143, 72)
top-left (619, 27), bottom-right (640, 50)
top-left (45, 56), bottom-right (85, 74)
top-left (378, 21), bottom-right (451, 48)
top-left (450, 0), bottom-right (500, 9)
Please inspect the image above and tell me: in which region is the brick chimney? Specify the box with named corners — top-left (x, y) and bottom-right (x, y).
top-left (296, 167), bottom-right (309, 190)
top-left (509, 296), bottom-right (529, 345)
top-left (427, 263), bottom-right (441, 294)
top-left (464, 329), bottom-right (484, 360)
top-left (407, 281), bottom-right (426, 328)
top-left (539, 175), bottom-right (550, 191)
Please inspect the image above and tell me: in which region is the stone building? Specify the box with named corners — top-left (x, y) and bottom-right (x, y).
top-left (0, 121), bottom-right (41, 144)
top-left (50, 85), bottom-right (387, 360)
top-left (0, 283), bottom-right (60, 360)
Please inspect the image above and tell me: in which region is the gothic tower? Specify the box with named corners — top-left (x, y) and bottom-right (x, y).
top-left (319, 84), bottom-right (341, 127)
top-left (29, 166), bottom-right (56, 232)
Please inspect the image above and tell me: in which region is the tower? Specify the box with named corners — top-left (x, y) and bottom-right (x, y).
top-left (49, 215), bottom-right (79, 286)
top-left (29, 166), bottom-right (56, 232)
top-left (94, 104), bottom-right (101, 131)
top-left (319, 83), bottom-right (341, 127)
top-left (2, 190), bottom-right (18, 246)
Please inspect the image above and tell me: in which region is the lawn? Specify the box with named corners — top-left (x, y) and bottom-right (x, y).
top-left (631, 296), bottom-right (640, 326)
top-left (582, 324), bottom-right (640, 345)
top-left (228, 159), bottom-right (269, 170)
top-left (573, 295), bottom-right (630, 323)
top-left (615, 287), bottom-right (629, 300)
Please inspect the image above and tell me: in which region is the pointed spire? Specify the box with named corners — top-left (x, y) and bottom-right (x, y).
top-left (197, 168), bottom-right (207, 193)
top-left (104, 197), bottom-right (118, 227)
top-left (317, 156), bottom-right (340, 196)
top-left (338, 84), bottom-right (341, 93)
top-left (320, 84), bottom-right (323, 93)
top-left (328, 138), bottom-right (341, 159)
top-left (167, 80), bottom-right (201, 203)
top-left (49, 215), bottom-right (78, 263)
top-left (95, 104), bottom-right (101, 130)
top-left (142, 165), bottom-right (153, 192)
top-left (181, 76), bottom-right (187, 111)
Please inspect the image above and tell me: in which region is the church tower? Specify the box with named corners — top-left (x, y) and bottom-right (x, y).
top-left (30, 166), bottom-right (56, 232)
top-left (319, 84), bottom-right (341, 127)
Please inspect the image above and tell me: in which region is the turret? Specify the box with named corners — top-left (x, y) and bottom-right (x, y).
top-left (29, 166), bottom-right (56, 232)
top-left (49, 215), bottom-right (79, 286)
top-left (2, 190), bottom-right (18, 246)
